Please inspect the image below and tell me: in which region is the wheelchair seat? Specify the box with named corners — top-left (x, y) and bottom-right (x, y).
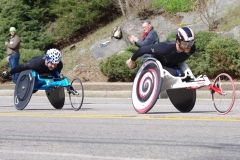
top-left (39, 73), bottom-right (54, 79)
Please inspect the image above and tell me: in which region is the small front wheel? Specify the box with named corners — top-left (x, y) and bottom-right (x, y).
top-left (68, 78), bottom-right (84, 111)
top-left (211, 73), bottom-right (236, 115)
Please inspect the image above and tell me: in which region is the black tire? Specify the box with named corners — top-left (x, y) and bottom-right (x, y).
top-left (14, 70), bottom-right (35, 110)
top-left (167, 88), bottom-right (196, 113)
top-left (132, 60), bottom-right (162, 114)
top-left (45, 86), bottom-right (65, 109)
top-left (211, 73), bottom-right (236, 115)
top-left (69, 78), bottom-right (84, 111)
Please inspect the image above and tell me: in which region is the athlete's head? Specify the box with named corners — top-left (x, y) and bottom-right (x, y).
top-left (45, 48), bottom-right (61, 70)
top-left (176, 27), bottom-right (194, 53)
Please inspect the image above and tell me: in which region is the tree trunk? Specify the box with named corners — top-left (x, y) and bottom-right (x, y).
top-left (118, 0), bottom-right (126, 18)
top-left (126, 0), bottom-right (131, 16)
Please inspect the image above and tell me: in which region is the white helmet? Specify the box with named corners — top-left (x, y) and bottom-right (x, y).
top-left (46, 48), bottom-right (61, 64)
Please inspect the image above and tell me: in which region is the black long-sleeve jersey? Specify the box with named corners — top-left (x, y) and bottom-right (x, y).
top-left (9, 56), bottom-right (63, 77)
top-left (131, 41), bottom-right (196, 68)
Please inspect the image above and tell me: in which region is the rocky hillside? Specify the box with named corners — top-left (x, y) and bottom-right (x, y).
top-left (61, 0), bottom-right (240, 82)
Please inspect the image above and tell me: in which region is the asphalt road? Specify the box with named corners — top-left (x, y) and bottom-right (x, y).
top-left (0, 97), bottom-right (240, 160)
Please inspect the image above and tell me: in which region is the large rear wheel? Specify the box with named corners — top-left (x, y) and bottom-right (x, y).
top-left (167, 88), bottom-right (196, 113)
top-left (211, 73), bottom-right (236, 115)
top-left (45, 87), bottom-right (65, 109)
top-left (14, 70), bottom-right (35, 110)
top-left (132, 60), bottom-right (162, 114)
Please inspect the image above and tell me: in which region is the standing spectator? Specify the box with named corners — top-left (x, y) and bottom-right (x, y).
top-left (128, 20), bottom-right (159, 62)
top-left (5, 27), bottom-right (20, 84)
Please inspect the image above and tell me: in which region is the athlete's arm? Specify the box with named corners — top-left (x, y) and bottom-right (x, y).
top-left (9, 58), bottom-right (43, 75)
top-left (131, 42), bottom-right (170, 61)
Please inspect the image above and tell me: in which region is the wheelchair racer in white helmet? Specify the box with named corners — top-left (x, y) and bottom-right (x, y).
top-left (2, 48), bottom-right (63, 79)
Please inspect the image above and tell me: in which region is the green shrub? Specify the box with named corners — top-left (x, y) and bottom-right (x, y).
top-left (165, 31), bottom-right (176, 41)
top-left (186, 50), bottom-right (212, 77)
top-left (185, 31), bottom-right (219, 77)
top-left (194, 31), bottom-right (218, 52)
top-left (0, 0), bottom-right (56, 59)
top-left (186, 35), bottom-right (240, 78)
top-left (99, 45), bottom-right (140, 82)
top-left (0, 0), bottom-right (114, 60)
top-left (205, 37), bottom-right (240, 78)
top-left (125, 45), bottom-right (139, 53)
top-left (19, 49), bottom-right (44, 64)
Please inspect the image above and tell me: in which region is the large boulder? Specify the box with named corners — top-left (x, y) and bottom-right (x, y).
top-left (121, 18), bottom-right (143, 46)
top-left (90, 37), bottom-right (127, 60)
top-left (151, 16), bottom-right (179, 41)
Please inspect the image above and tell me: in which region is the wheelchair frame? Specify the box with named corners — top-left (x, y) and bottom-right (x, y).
top-left (131, 58), bottom-right (236, 115)
top-left (14, 70), bottom-right (84, 111)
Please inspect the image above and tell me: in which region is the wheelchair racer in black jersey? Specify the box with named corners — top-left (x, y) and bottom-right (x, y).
top-left (2, 48), bottom-right (63, 79)
top-left (126, 27), bottom-right (195, 77)
top-left (2, 48), bottom-right (84, 111)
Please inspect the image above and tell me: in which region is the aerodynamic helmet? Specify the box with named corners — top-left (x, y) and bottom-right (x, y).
top-left (176, 27), bottom-right (194, 42)
top-left (46, 48), bottom-right (61, 64)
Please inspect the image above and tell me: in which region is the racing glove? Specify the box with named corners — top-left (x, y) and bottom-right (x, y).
top-left (2, 71), bottom-right (11, 78)
top-left (126, 59), bottom-right (137, 69)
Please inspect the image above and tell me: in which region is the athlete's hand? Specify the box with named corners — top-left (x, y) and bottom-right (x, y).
top-left (2, 71), bottom-right (10, 78)
top-left (126, 59), bottom-right (136, 69)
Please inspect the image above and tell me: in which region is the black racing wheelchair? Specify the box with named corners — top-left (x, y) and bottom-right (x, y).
top-left (14, 69), bottom-right (84, 111)
top-left (131, 58), bottom-right (236, 115)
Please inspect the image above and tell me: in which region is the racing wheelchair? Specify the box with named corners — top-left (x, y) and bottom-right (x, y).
top-left (14, 69), bottom-right (84, 111)
top-left (131, 58), bottom-right (236, 115)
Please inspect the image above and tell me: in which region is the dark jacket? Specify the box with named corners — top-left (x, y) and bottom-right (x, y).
top-left (131, 41), bottom-right (196, 68)
top-left (9, 56), bottom-right (63, 77)
top-left (135, 28), bottom-right (159, 47)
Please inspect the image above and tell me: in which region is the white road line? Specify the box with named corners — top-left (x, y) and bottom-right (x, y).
top-left (0, 150), bottom-right (162, 160)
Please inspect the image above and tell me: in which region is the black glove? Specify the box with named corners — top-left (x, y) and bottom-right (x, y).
top-left (2, 71), bottom-right (11, 78)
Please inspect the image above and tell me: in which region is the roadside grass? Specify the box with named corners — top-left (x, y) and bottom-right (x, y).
top-left (152, 0), bottom-right (196, 14)
top-left (217, 6), bottom-right (240, 31)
